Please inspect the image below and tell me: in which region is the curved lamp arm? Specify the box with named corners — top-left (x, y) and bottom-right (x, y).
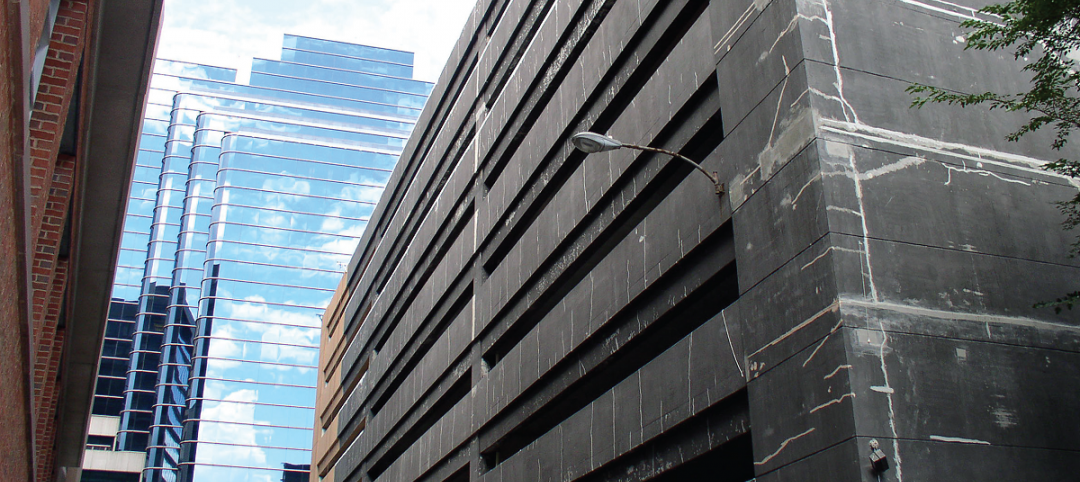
top-left (570, 132), bottom-right (725, 199)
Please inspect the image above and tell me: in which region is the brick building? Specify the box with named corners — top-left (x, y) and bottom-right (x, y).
top-left (0, 1), bottom-right (162, 480)
top-left (313, 1), bottom-right (1080, 482)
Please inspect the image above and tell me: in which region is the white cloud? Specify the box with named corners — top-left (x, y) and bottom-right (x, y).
top-left (320, 216), bottom-right (344, 232)
top-left (158, 0), bottom-right (478, 82)
top-left (197, 389), bottom-right (270, 466)
top-left (206, 328), bottom-right (242, 359)
top-left (225, 295), bottom-right (323, 329)
top-left (259, 323), bottom-right (319, 366)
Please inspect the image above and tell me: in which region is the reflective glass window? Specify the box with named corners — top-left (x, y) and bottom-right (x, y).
top-left (203, 241), bottom-right (352, 273)
top-left (281, 48), bottom-right (412, 77)
top-left (155, 59), bottom-right (237, 81)
top-left (144, 103), bottom-right (173, 122)
top-left (143, 119), bottom-right (170, 136)
top-left (284, 34), bottom-right (412, 64)
top-left (187, 460), bottom-right (311, 482)
top-left (98, 357), bottom-right (130, 378)
top-left (248, 72), bottom-right (427, 108)
top-left (92, 396), bottom-right (125, 416)
top-left (193, 378), bottom-right (315, 408)
top-left (101, 339), bottom-right (133, 358)
top-left (250, 59), bottom-right (432, 95)
top-left (148, 89), bottom-right (177, 105)
top-left (198, 355), bottom-right (317, 384)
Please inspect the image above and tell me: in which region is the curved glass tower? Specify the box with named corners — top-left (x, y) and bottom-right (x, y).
top-left (87, 36), bottom-right (430, 482)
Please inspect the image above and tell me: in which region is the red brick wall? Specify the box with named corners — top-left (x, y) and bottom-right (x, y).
top-left (34, 259), bottom-right (68, 480)
top-left (31, 155), bottom-right (74, 345)
top-left (28, 0), bottom-right (89, 243)
top-left (1, 0), bottom-right (39, 480)
top-left (27, 2), bottom-right (94, 481)
top-left (31, 156), bottom-right (74, 482)
top-left (2, 0), bottom-right (94, 481)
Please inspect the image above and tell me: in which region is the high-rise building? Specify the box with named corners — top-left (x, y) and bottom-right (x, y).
top-left (313, 1), bottom-right (1080, 482)
top-left (84, 35), bottom-right (431, 482)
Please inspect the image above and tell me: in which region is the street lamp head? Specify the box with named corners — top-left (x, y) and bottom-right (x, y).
top-left (571, 131), bottom-right (725, 200)
top-left (571, 132), bottom-right (623, 153)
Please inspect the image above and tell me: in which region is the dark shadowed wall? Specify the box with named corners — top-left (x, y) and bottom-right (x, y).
top-left (312, 1), bottom-right (1080, 481)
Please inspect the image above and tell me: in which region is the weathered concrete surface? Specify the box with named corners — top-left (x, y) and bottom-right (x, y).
top-left (313, 0), bottom-right (1080, 481)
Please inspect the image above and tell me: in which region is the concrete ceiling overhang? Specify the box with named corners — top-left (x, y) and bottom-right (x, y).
top-left (55, 0), bottom-right (163, 476)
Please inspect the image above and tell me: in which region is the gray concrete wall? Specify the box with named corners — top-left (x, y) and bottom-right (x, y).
top-left (313, 1), bottom-right (1080, 481)
top-left (730, 1), bottom-right (1080, 480)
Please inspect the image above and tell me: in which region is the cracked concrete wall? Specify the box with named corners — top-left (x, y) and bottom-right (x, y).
top-left (731, 0), bottom-right (1080, 481)
top-left (313, 0), bottom-right (1080, 481)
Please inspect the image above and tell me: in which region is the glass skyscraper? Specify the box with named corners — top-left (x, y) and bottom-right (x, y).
top-left (84, 36), bottom-right (431, 482)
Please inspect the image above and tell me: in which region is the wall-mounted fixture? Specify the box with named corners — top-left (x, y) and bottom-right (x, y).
top-left (869, 439), bottom-right (890, 473)
top-left (570, 132), bottom-right (725, 200)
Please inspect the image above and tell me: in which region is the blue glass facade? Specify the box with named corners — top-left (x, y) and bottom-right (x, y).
top-left (93, 61), bottom-right (238, 421)
top-left (89, 35), bottom-right (430, 482)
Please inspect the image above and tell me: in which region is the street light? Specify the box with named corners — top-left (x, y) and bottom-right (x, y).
top-left (570, 132), bottom-right (724, 199)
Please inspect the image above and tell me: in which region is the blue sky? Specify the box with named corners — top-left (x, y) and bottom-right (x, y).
top-left (156, 0), bottom-right (477, 82)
